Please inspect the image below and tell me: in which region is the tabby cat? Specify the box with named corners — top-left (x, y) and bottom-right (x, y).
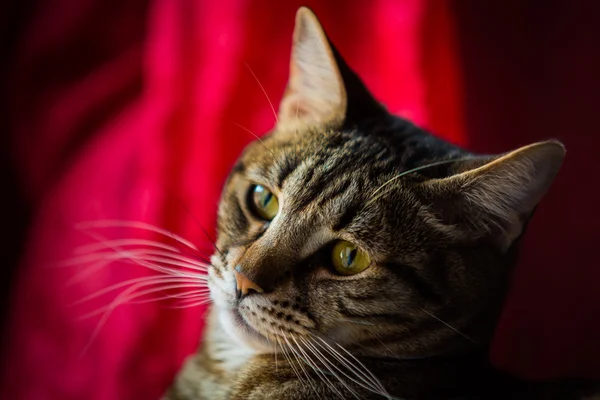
top-left (164, 7), bottom-right (587, 400)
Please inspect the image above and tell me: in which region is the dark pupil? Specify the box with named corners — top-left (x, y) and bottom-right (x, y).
top-left (346, 248), bottom-right (357, 267)
top-left (261, 191), bottom-right (272, 208)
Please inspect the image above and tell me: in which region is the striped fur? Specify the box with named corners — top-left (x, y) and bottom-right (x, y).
top-left (163, 7), bottom-right (591, 400)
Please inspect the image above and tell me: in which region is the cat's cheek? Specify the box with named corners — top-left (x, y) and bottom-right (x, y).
top-left (217, 307), bottom-right (273, 354)
top-left (208, 268), bottom-right (236, 307)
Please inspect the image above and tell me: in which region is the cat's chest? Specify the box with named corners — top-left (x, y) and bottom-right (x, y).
top-left (207, 333), bottom-right (256, 372)
top-left (165, 309), bottom-right (259, 400)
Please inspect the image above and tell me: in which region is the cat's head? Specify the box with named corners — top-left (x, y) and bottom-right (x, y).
top-left (207, 7), bottom-right (564, 358)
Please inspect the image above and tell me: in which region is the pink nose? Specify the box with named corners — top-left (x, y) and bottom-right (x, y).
top-left (233, 269), bottom-right (264, 298)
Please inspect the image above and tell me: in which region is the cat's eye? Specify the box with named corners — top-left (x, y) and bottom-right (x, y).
top-left (331, 240), bottom-right (371, 275)
top-left (250, 185), bottom-right (279, 221)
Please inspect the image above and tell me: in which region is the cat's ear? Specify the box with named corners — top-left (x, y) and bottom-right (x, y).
top-left (418, 141), bottom-right (565, 251)
top-left (277, 7), bottom-right (385, 132)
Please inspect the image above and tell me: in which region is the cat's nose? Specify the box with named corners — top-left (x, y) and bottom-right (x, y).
top-left (234, 266), bottom-right (264, 299)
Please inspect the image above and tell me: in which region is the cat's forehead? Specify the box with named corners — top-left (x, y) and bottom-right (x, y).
top-left (242, 128), bottom-right (401, 189)
top-left (237, 129), bottom-right (428, 238)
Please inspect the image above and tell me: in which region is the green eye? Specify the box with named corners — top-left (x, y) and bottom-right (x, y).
top-left (332, 240), bottom-right (371, 275)
top-left (251, 185), bottom-right (279, 220)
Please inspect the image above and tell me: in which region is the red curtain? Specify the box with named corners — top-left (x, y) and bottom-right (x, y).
top-left (1, 1), bottom-right (598, 398)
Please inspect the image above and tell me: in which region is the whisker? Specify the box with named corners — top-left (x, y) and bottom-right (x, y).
top-left (71, 221), bottom-right (212, 358)
top-left (124, 253), bottom-right (209, 272)
top-left (57, 250), bottom-right (123, 267)
top-left (262, 335), bottom-right (278, 375)
top-left (129, 289), bottom-right (211, 305)
top-left (70, 250), bottom-right (207, 281)
top-left (299, 343), bottom-right (346, 400)
top-left (75, 220), bottom-right (199, 252)
top-left (244, 62), bottom-right (279, 125)
top-left (64, 257), bottom-right (116, 287)
top-left (231, 122), bottom-right (277, 158)
top-left (420, 308), bottom-right (477, 344)
top-left (164, 297), bottom-right (213, 309)
top-left (276, 333), bottom-right (304, 387)
top-left (167, 192), bottom-right (225, 259)
top-left (77, 239), bottom-right (212, 265)
top-left (126, 260), bottom-right (206, 281)
top-left (300, 337), bottom-right (358, 400)
top-left (281, 332), bottom-right (318, 396)
top-left (80, 282), bottom-right (209, 320)
top-left (294, 97), bottom-right (300, 138)
top-left (366, 158), bottom-right (472, 207)
top-left (63, 248), bottom-right (210, 272)
top-left (261, 336), bottom-right (278, 374)
top-left (60, 243), bottom-right (210, 286)
top-left (166, 289), bottom-right (211, 299)
top-left (71, 275), bottom-right (205, 306)
top-left (327, 339), bottom-right (390, 397)
top-left (73, 239), bottom-right (181, 255)
top-left (290, 335), bottom-right (325, 400)
top-left (313, 337), bottom-right (389, 398)
top-left (79, 277), bottom-right (205, 357)
top-left (134, 260), bottom-right (208, 280)
top-left (71, 231), bottom-right (209, 279)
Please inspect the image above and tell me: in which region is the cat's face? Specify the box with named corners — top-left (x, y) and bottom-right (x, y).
top-left (207, 8), bottom-right (564, 358)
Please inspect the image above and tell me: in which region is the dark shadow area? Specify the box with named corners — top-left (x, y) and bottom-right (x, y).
top-left (0, 0), bottom-right (38, 352)
top-left (453, 0), bottom-right (600, 380)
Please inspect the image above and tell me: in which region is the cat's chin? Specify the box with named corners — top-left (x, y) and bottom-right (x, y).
top-left (217, 304), bottom-right (275, 354)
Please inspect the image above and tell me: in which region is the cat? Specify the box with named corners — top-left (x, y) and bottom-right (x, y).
top-left (164, 6), bottom-right (594, 400)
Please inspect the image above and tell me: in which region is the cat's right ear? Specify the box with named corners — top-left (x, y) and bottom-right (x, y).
top-left (277, 7), bottom-right (385, 132)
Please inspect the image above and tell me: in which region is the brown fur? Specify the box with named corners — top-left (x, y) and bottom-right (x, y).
top-left (165, 7), bottom-right (595, 400)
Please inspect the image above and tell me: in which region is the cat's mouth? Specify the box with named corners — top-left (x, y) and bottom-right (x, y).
top-left (231, 307), bottom-right (263, 339)
top-left (219, 305), bottom-right (276, 353)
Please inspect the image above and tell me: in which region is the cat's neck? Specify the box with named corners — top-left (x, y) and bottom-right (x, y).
top-left (199, 306), bottom-right (501, 396)
top-left (186, 307), bottom-right (589, 399)
top-left (201, 306), bottom-right (257, 372)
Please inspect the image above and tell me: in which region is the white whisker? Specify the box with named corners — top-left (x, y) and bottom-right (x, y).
top-left (80, 277), bottom-right (201, 357)
top-left (64, 257), bottom-right (115, 286)
top-left (276, 334), bottom-right (304, 386)
top-left (231, 122), bottom-right (277, 158)
top-left (58, 249), bottom-right (209, 276)
top-left (166, 298), bottom-right (212, 309)
top-left (128, 289), bottom-right (212, 305)
top-left (64, 250), bottom-right (209, 273)
top-left (261, 335), bottom-right (278, 375)
top-left (420, 308), bottom-right (477, 344)
top-left (290, 335), bottom-right (324, 400)
top-left (72, 275), bottom-right (205, 306)
top-left (76, 245), bottom-right (208, 269)
top-left (244, 62), bottom-right (279, 125)
top-left (75, 220), bottom-right (199, 252)
top-left (283, 338), bottom-right (311, 388)
top-left (71, 230), bottom-right (208, 280)
top-left (80, 282), bottom-right (209, 320)
top-left (300, 337), bottom-right (360, 400)
top-left (298, 338), bottom-right (345, 400)
top-left (125, 253), bottom-right (209, 272)
top-left (366, 158), bottom-right (471, 207)
top-left (57, 250), bottom-right (122, 267)
top-left (281, 331), bottom-right (320, 398)
top-left (74, 238), bottom-right (181, 255)
top-left (318, 337), bottom-right (390, 397)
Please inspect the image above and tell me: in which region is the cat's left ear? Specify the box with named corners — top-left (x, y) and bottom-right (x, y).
top-left (417, 141), bottom-right (565, 251)
top-left (277, 7), bottom-right (385, 132)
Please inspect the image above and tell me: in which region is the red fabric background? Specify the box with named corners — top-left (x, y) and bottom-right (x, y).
top-left (1, 1), bottom-right (598, 398)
